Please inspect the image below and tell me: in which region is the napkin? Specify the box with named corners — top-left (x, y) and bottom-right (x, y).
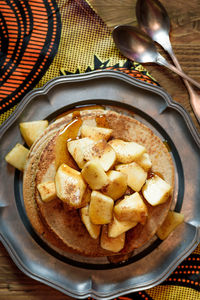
top-left (0, 0), bottom-right (199, 298)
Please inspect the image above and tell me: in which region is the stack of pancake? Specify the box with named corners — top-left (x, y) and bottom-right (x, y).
top-left (23, 108), bottom-right (174, 258)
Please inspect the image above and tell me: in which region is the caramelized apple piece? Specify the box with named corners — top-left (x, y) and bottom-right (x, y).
top-left (80, 205), bottom-right (101, 239)
top-left (101, 170), bottom-right (127, 200)
top-left (85, 140), bottom-right (116, 172)
top-left (142, 175), bottom-right (172, 206)
top-left (67, 138), bottom-right (95, 169)
top-left (116, 162), bottom-right (147, 192)
top-left (135, 153), bottom-right (152, 171)
top-left (55, 163), bottom-right (86, 208)
top-left (89, 191), bottom-right (114, 224)
top-left (81, 125), bottom-right (113, 141)
top-left (20, 120), bottom-right (48, 147)
top-left (108, 216), bottom-right (137, 238)
top-left (114, 192), bottom-right (148, 224)
top-left (81, 160), bottom-right (109, 190)
top-left (108, 139), bottom-right (146, 163)
top-left (101, 225), bottom-right (125, 252)
top-left (5, 143), bottom-right (29, 171)
top-left (37, 181), bottom-right (56, 202)
top-left (156, 211), bottom-right (184, 240)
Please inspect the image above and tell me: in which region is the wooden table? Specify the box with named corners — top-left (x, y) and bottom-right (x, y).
top-left (0, 0), bottom-right (200, 298)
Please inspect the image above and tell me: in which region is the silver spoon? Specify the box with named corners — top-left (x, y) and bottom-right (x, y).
top-left (136, 0), bottom-right (200, 123)
top-left (113, 25), bottom-right (200, 89)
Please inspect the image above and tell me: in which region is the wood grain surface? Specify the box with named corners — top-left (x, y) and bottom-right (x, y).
top-left (1, 0), bottom-right (200, 299)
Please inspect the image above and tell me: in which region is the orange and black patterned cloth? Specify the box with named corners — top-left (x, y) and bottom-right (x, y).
top-left (0, 0), bottom-right (200, 299)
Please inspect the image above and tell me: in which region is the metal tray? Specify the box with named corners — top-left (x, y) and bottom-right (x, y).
top-left (0, 70), bottom-right (200, 299)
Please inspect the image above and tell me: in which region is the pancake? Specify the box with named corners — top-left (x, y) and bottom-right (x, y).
top-left (23, 108), bottom-right (174, 257)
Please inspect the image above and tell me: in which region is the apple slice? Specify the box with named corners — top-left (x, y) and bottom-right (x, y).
top-left (67, 138), bottom-right (95, 169)
top-left (156, 211), bottom-right (184, 240)
top-left (20, 120), bottom-right (48, 147)
top-left (81, 125), bottom-right (113, 141)
top-left (89, 191), bottom-right (114, 225)
top-left (108, 216), bottom-right (137, 238)
top-left (108, 139), bottom-right (146, 163)
top-left (101, 225), bottom-right (125, 252)
top-left (5, 143), bottom-right (29, 171)
top-left (55, 163), bottom-right (86, 208)
top-left (80, 205), bottom-right (101, 239)
top-left (81, 160), bottom-right (109, 190)
top-left (101, 170), bottom-right (127, 200)
top-left (37, 181), bottom-right (56, 202)
top-left (142, 175), bottom-right (172, 206)
top-left (116, 162), bottom-right (147, 192)
top-left (114, 192), bottom-right (148, 224)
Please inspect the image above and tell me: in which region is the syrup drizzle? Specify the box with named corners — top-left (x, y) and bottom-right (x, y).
top-left (55, 116), bottom-right (82, 170)
top-left (55, 106), bottom-right (109, 171)
top-left (95, 114), bottom-right (109, 128)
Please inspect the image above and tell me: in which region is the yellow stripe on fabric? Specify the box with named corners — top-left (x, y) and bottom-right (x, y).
top-left (0, 104), bottom-right (17, 125)
top-left (147, 285), bottom-right (200, 300)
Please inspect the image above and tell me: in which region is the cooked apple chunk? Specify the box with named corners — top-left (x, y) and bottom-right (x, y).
top-left (101, 225), bottom-right (125, 252)
top-left (37, 181), bottom-right (56, 202)
top-left (81, 187), bottom-right (91, 207)
top-left (108, 216), bottom-right (137, 238)
top-left (108, 139), bottom-right (146, 163)
top-left (85, 140), bottom-right (116, 172)
top-left (135, 153), bottom-right (152, 171)
top-left (89, 191), bottom-right (114, 224)
top-left (81, 125), bottom-right (113, 141)
top-left (95, 142), bottom-right (116, 172)
top-left (114, 192), bottom-right (148, 224)
top-left (55, 163), bottom-right (86, 208)
top-left (156, 211), bottom-right (184, 240)
top-left (101, 170), bottom-right (127, 200)
top-left (80, 205), bottom-right (101, 239)
top-left (5, 143), bottom-right (29, 171)
top-left (20, 120), bottom-right (48, 147)
top-left (67, 138), bottom-right (95, 169)
top-left (81, 160), bottom-right (109, 190)
top-left (116, 162), bottom-right (147, 192)
top-left (142, 175), bottom-right (172, 206)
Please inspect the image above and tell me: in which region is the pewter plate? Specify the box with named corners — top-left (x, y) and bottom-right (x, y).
top-left (0, 70), bottom-right (200, 299)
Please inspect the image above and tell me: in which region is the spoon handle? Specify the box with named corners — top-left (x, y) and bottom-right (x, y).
top-left (163, 39), bottom-right (199, 95)
top-left (156, 53), bottom-right (200, 90)
top-left (167, 49), bottom-right (200, 123)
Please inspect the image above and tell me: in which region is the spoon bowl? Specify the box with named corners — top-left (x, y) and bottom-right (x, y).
top-left (113, 25), bottom-right (158, 63)
top-left (112, 25), bottom-right (200, 92)
top-left (136, 0), bottom-right (170, 47)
